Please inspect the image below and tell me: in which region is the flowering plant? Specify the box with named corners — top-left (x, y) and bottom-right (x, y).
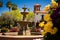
top-left (39, 0), bottom-right (60, 40)
top-left (39, 14), bottom-right (58, 35)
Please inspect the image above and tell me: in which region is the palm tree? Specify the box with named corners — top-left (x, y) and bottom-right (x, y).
top-left (12, 4), bottom-right (17, 10)
top-left (0, 1), bottom-right (3, 7)
top-left (6, 1), bottom-right (12, 11)
top-left (28, 8), bottom-right (30, 12)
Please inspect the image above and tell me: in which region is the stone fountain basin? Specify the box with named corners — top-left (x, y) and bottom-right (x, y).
top-left (0, 32), bottom-right (43, 40)
top-left (0, 32), bottom-right (18, 36)
top-left (0, 32), bottom-right (43, 38)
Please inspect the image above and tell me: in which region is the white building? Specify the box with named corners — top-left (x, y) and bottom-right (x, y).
top-left (34, 4), bottom-right (47, 22)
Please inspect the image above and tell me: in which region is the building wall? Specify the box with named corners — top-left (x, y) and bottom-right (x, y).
top-left (34, 12), bottom-right (46, 22)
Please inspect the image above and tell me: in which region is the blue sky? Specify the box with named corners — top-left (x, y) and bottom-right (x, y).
top-left (0, 0), bottom-right (51, 15)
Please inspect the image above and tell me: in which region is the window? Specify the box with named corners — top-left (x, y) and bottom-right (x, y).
top-left (36, 7), bottom-right (39, 11)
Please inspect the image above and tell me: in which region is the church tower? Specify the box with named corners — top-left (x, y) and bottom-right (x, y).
top-left (34, 4), bottom-right (41, 13)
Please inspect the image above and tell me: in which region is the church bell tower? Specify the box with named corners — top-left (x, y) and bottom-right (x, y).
top-left (34, 4), bottom-right (41, 13)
